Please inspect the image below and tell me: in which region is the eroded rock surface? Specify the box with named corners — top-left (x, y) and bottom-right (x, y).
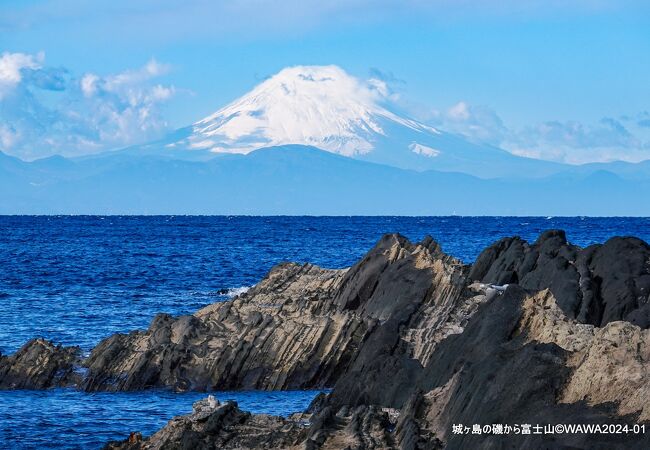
top-left (103, 396), bottom-right (306, 450)
top-left (83, 262), bottom-right (365, 391)
top-left (469, 229), bottom-right (650, 328)
top-left (3, 231), bottom-right (650, 449)
top-left (0, 338), bottom-right (82, 389)
top-left (388, 285), bottom-right (650, 449)
top-left (79, 234), bottom-right (465, 393)
top-left (105, 394), bottom-right (415, 450)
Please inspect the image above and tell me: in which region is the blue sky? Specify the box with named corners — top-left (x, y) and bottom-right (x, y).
top-left (1, 0), bottom-right (649, 162)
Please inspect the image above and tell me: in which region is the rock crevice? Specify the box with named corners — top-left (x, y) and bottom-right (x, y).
top-left (2, 231), bottom-right (649, 449)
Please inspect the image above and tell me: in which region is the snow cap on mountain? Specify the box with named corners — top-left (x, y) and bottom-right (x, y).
top-left (187, 65), bottom-right (436, 156)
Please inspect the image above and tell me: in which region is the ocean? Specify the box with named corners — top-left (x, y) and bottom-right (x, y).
top-left (1, 216), bottom-right (649, 448)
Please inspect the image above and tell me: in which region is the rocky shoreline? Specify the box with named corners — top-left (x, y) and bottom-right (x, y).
top-left (2, 230), bottom-right (649, 448)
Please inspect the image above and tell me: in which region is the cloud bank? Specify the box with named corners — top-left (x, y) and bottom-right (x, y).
top-left (420, 101), bottom-right (650, 164)
top-left (0, 51), bottom-right (176, 160)
top-left (1, 54), bottom-right (648, 165)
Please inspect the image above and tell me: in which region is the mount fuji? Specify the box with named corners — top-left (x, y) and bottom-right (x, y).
top-left (140, 65), bottom-right (565, 178)
top-left (3, 65), bottom-right (650, 214)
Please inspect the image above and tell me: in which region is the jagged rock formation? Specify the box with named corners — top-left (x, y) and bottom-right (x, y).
top-left (82, 262), bottom-right (365, 391)
top-left (103, 396), bottom-right (305, 450)
top-left (80, 234), bottom-right (463, 393)
top-left (469, 229), bottom-right (650, 328)
top-left (0, 338), bottom-right (82, 389)
top-left (520, 290), bottom-right (650, 421)
top-left (103, 395), bottom-right (408, 450)
top-left (385, 285), bottom-right (649, 449)
top-left (2, 231), bottom-right (649, 448)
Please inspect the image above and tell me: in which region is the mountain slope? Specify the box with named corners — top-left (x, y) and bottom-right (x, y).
top-left (159, 65), bottom-right (566, 178)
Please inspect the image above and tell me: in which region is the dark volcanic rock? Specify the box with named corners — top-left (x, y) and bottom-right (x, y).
top-left (327, 281), bottom-right (649, 448)
top-left (82, 234), bottom-right (464, 393)
top-left (393, 286), bottom-right (650, 449)
top-left (469, 229), bottom-right (650, 328)
top-left (0, 338), bottom-right (82, 389)
top-left (104, 395), bottom-right (407, 450)
top-left (81, 262), bottom-right (369, 392)
top-left (103, 396), bottom-right (306, 450)
top-left (3, 231), bottom-right (650, 449)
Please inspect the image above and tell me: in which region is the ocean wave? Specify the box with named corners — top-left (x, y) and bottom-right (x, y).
top-left (224, 286), bottom-right (251, 298)
top-left (190, 286), bottom-right (252, 299)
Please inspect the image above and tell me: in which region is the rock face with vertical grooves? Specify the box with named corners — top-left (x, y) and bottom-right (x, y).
top-left (81, 234), bottom-right (464, 393)
top-left (0, 338), bottom-right (82, 389)
top-left (103, 396), bottom-right (408, 450)
top-left (2, 231), bottom-right (650, 448)
top-left (82, 262), bottom-right (362, 392)
top-left (468, 229), bottom-right (650, 328)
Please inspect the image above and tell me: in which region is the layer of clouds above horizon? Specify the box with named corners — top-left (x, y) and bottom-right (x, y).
top-left (0, 52), bottom-right (177, 159)
top-left (1, 0), bottom-right (649, 163)
top-left (415, 101), bottom-right (650, 165)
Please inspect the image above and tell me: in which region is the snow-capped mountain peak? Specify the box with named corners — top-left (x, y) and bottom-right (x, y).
top-left (185, 65), bottom-right (437, 156)
top-left (159, 64), bottom-right (564, 177)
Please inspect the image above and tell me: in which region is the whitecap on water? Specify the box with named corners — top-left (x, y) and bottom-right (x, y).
top-left (225, 286), bottom-right (251, 298)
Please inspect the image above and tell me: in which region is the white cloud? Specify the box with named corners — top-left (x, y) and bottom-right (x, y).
top-left (101, 59), bottom-right (171, 92)
top-left (0, 51), bottom-right (43, 99)
top-left (3, 52), bottom-right (648, 165)
top-left (403, 96), bottom-right (650, 164)
top-left (505, 117), bottom-right (650, 164)
top-left (422, 101), bottom-right (508, 147)
top-left (80, 73), bottom-right (99, 97)
top-left (149, 84), bottom-right (175, 102)
top-left (447, 101), bottom-right (470, 121)
top-left (0, 53), bottom-right (177, 160)
top-left (0, 123), bottom-right (19, 148)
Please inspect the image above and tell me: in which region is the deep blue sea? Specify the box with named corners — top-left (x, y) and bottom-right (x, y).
top-left (1, 216), bottom-right (650, 449)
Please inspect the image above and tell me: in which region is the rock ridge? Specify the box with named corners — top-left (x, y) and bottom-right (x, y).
top-left (2, 230), bottom-right (649, 449)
